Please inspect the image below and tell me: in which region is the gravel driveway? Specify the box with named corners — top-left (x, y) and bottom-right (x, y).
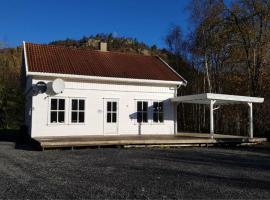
top-left (0, 135), bottom-right (269, 199)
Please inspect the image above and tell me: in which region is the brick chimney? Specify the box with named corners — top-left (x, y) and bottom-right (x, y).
top-left (99, 42), bottom-right (107, 52)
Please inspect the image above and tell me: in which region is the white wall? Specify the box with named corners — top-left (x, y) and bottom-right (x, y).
top-left (29, 78), bottom-right (176, 137)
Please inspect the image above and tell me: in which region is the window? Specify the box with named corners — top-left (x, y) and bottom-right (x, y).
top-left (50, 98), bottom-right (65, 123)
top-left (153, 101), bottom-right (164, 123)
top-left (107, 101), bottom-right (117, 123)
top-left (71, 99), bottom-right (85, 123)
top-left (153, 102), bottom-right (164, 123)
top-left (137, 101), bottom-right (148, 123)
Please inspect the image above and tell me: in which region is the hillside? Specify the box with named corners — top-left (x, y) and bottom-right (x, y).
top-left (50, 34), bottom-right (163, 56)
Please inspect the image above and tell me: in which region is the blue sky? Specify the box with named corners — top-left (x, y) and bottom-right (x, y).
top-left (0, 0), bottom-right (191, 48)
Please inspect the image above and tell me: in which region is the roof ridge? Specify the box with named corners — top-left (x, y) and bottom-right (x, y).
top-left (25, 42), bottom-right (156, 58)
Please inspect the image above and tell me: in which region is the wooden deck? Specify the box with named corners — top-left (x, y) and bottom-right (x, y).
top-left (33, 133), bottom-right (267, 150)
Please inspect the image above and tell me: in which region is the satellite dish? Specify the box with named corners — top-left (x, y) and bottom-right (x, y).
top-left (52, 78), bottom-right (65, 94)
top-left (35, 81), bottom-right (47, 94)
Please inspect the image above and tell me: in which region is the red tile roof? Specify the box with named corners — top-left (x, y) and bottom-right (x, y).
top-left (25, 42), bottom-right (184, 82)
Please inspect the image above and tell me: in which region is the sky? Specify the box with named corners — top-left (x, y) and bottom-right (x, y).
top-left (0, 0), bottom-right (191, 48)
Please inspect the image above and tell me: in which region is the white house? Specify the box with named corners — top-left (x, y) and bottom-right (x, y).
top-left (22, 42), bottom-right (187, 138)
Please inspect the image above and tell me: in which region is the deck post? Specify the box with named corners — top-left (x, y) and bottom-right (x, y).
top-left (210, 100), bottom-right (216, 138)
top-left (248, 102), bottom-right (253, 138)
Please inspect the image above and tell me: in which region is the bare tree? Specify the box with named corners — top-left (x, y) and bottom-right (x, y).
top-left (225, 0), bottom-right (270, 97)
top-left (165, 25), bottom-right (187, 72)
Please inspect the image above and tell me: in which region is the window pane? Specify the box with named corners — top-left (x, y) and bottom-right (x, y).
top-left (153, 112), bottom-right (158, 122)
top-left (143, 102), bottom-right (148, 111)
top-left (107, 113), bottom-right (111, 123)
top-left (50, 111), bottom-right (57, 123)
top-left (112, 102), bottom-right (117, 112)
top-left (72, 99), bottom-right (78, 110)
top-left (71, 111), bottom-right (78, 123)
top-left (159, 113), bottom-right (164, 123)
top-left (79, 112), bottom-right (84, 123)
top-left (112, 113), bottom-right (117, 123)
top-left (143, 112), bottom-right (148, 122)
top-left (107, 102), bottom-right (111, 111)
top-left (58, 111), bottom-right (65, 123)
top-left (79, 100), bottom-right (85, 111)
top-left (59, 99), bottom-right (65, 110)
top-left (153, 102), bottom-right (158, 112)
top-left (51, 99), bottom-right (57, 110)
top-left (137, 112), bottom-right (142, 123)
top-left (137, 101), bottom-right (142, 111)
top-left (159, 103), bottom-right (163, 112)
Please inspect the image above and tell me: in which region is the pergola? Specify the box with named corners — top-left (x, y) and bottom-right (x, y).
top-left (171, 93), bottom-right (264, 138)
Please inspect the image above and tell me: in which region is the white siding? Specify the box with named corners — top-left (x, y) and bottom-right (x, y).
top-left (29, 78), bottom-right (176, 137)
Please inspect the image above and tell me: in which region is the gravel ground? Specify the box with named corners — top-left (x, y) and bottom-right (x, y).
top-left (0, 136), bottom-right (270, 199)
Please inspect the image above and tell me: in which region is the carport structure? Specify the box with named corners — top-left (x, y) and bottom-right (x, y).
top-left (171, 93), bottom-right (264, 138)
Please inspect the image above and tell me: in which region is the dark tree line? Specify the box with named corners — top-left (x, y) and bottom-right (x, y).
top-left (0, 47), bottom-right (24, 129)
top-left (166, 0), bottom-right (270, 136)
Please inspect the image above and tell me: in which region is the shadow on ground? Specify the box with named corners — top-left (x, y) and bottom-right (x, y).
top-left (0, 129), bottom-right (37, 151)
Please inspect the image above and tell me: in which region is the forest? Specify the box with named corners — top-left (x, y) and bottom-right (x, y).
top-left (0, 0), bottom-right (269, 137)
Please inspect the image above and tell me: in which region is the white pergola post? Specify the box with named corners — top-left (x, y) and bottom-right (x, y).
top-left (248, 102), bottom-right (253, 138)
top-left (210, 100), bottom-right (216, 138)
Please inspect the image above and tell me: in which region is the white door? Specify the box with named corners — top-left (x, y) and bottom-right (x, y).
top-left (104, 99), bottom-right (118, 135)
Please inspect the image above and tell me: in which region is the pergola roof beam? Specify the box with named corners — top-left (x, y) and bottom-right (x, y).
top-left (171, 93), bottom-right (264, 105)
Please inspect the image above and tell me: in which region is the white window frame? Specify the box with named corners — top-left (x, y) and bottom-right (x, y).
top-left (70, 98), bottom-right (86, 124)
top-left (49, 98), bottom-right (66, 124)
top-left (135, 100), bottom-right (149, 124)
top-left (152, 101), bottom-right (164, 124)
top-left (106, 100), bottom-right (118, 123)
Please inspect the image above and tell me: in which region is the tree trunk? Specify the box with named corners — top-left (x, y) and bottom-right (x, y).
top-left (204, 54), bottom-right (212, 93)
